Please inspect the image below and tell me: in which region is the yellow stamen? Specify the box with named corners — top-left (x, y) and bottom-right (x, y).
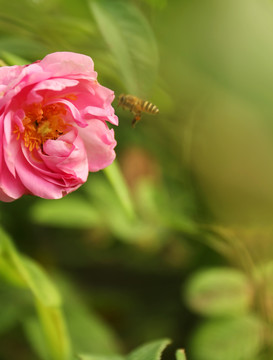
top-left (14, 102), bottom-right (71, 151)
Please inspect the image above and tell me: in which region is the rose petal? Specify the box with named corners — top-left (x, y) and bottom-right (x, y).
top-left (46, 98), bottom-right (88, 128)
top-left (41, 130), bottom-right (89, 182)
top-left (39, 52), bottom-right (97, 79)
top-left (0, 159), bottom-right (26, 200)
top-left (78, 119), bottom-right (117, 172)
top-left (15, 148), bottom-right (80, 199)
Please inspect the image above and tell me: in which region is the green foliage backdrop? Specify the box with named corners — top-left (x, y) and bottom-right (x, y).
top-left (1, 0), bottom-right (273, 360)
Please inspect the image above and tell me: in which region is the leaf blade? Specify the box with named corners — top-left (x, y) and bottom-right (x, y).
top-left (89, 0), bottom-right (158, 95)
top-left (127, 338), bottom-right (171, 360)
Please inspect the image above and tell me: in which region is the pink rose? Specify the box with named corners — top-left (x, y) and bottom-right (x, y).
top-left (0, 52), bottom-right (118, 201)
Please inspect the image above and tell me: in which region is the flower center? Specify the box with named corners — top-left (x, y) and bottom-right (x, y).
top-left (14, 103), bottom-right (70, 151)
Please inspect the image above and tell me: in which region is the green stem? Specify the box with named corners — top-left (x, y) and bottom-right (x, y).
top-left (36, 300), bottom-right (72, 360)
top-left (103, 161), bottom-right (136, 220)
top-left (0, 227), bottom-right (72, 360)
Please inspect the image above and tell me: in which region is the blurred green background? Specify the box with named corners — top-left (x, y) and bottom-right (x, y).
top-left (1, 0), bottom-right (273, 359)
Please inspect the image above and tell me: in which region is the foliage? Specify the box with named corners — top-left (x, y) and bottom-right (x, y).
top-left (78, 338), bottom-right (171, 360)
top-left (1, 0), bottom-right (273, 360)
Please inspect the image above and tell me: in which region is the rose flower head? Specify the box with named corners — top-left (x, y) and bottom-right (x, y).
top-left (0, 52), bottom-right (118, 201)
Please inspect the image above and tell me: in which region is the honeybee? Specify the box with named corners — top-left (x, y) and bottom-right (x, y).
top-left (118, 94), bottom-right (159, 127)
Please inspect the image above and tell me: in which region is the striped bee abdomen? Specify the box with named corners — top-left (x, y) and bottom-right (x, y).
top-left (141, 100), bottom-right (159, 114)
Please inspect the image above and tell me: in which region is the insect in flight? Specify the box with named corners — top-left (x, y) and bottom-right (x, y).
top-left (118, 94), bottom-right (159, 127)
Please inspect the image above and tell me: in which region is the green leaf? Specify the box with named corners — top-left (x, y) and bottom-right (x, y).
top-left (0, 228), bottom-right (61, 306)
top-left (89, 0), bottom-right (158, 95)
top-left (184, 267), bottom-right (252, 317)
top-left (78, 339), bottom-right (170, 360)
top-left (0, 37), bottom-right (45, 61)
top-left (84, 174), bottom-right (157, 244)
top-left (141, 0), bottom-right (167, 10)
top-left (191, 316), bottom-right (263, 360)
top-left (30, 195), bottom-right (101, 229)
top-left (0, 282), bottom-right (31, 335)
top-left (21, 256), bottom-right (62, 307)
top-left (0, 227), bottom-right (60, 306)
top-left (24, 301), bottom-right (72, 360)
top-left (0, 253), bottom-right (26, 287)
top-left (35, 301), bottom-right (72, 360)
top-left (1, 50), bottom-right (30, 65)
top-left (78, 356), bottom-right (124, 360)
top-left (0, 228), bottom-right (71, 360)
top-left (127, 339), bottom-right (171, 360)
top-left (176, 350), bottom-right (187, 360)
top-left (103, 161), bottom-right (136, 221)
top-left (23, 315), bottom-right (49, 360)
top-left (56, 275), bottom-right (121, 355)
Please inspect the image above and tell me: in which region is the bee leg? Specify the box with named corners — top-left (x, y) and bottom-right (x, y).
top-left (131, 118), bottom-right (137, 128)
top-left (132, 114), bottom-right (141, 127)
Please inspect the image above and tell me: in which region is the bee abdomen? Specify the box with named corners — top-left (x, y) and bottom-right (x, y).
top-left (142, 100), bottom-right (159, 114)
